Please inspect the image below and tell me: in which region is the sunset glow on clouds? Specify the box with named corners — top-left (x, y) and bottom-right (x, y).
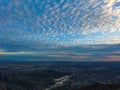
top-left (0, 0), bottom-right (120, 61)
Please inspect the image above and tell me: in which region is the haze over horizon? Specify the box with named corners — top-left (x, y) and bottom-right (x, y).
top-left (0, 0), bottom-right (120, 61)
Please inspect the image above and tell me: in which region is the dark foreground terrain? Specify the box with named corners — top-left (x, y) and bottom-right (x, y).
top-left (0, 61), bottom-right (120, 90)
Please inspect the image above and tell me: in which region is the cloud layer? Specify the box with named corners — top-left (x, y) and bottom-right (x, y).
top-left (0, 0), bottom-right (120, 61)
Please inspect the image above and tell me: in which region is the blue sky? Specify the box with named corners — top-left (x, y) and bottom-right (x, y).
top-left (0, 0), bottom-right (120, 61)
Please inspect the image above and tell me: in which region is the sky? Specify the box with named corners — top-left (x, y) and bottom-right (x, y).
top-left (0, 0), bottom-right (120, 61)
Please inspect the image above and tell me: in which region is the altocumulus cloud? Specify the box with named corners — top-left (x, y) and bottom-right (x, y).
top-left (0, 0), bottom-right (120, 61)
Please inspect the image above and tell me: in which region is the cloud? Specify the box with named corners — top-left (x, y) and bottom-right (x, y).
top-left (0, 0), bottom-right (120, 46)
top-left (0, 0), bottom-right (120, 61)
top-left (0, 51), bottom-right (34, 55)
top-left (107, 56), bottom-right (120, 61)
top-left (0, 43), bottom-right (120, 61)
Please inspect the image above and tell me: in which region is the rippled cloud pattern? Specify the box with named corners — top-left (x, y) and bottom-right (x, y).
top-left (0, 0), bottom-right (120, 61)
